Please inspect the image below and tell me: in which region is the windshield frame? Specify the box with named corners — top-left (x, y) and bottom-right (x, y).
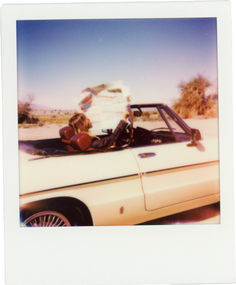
top-left (129, 103), bottom-right (192, 142)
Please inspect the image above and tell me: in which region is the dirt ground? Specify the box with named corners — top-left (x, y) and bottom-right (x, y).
top-left (18, 123), bottom-right (65, 140)
top-left (18, 118), bottom-right (218, 140)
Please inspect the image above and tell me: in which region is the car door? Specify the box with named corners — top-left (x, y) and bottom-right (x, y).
top-left (130, 138), bottom-right (219, 211)
top-left (129, 104), bottom-right (219, 211)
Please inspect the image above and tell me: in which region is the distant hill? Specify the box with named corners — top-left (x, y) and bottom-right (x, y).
top-left (31, 104), bottom-right (77, 112)
top-left (31, 104), bottom-right (54, 110)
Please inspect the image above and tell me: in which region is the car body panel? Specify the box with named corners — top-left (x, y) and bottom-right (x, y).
top-left (20, 182), bottom-right (219, 225)
top-left (130, 137), bottom-right (219, 210)
top-left (20, 137), bottom-right (219, 225)
top-left (19, 148), bottom-right (140, 195)
top-left (20, 174), bottom-right (145, 225)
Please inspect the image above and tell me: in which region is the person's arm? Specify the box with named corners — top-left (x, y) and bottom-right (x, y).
top-left (91, 120), bottom-right (128, 149)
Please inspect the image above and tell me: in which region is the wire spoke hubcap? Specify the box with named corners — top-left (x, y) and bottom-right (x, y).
top-left (23, 211), bottom-right (71, 227)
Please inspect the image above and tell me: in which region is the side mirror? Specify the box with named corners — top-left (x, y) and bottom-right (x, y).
top-left (187, 129), bottom-right (201, 147)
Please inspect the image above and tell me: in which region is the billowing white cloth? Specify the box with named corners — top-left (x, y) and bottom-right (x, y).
top-left (77, 81), bottom-right (131, 132)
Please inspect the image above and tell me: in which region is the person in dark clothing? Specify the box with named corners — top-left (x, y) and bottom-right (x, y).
top-left (91, 120), bottom-right (128, 149)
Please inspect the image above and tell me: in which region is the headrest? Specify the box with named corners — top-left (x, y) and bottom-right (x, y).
top-left (59, 126), bottom-right (75, 140)
top-left (70, 133), bottom-right (92, 151)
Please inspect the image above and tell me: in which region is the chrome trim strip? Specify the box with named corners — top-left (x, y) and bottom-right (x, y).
top-left (20, 160), bottom-right (218, 198)
top-left (143, 160), bottom-right (218, 176)
top-left (20, 173), bottom-right (140, 198)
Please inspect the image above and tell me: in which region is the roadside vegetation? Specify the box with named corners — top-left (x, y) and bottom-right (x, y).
top-left (18, 95), bottom-right (39, 125)
top-left (33, 110), bottom-right (76, 125)
top-left (18, 75), bottom-right (218, 128)
top-left (134, 75), bottom-right (218, 122)
top-left (173, 75), bottom-right (218, 119)
top-left (18, 96), bottom-right (76, 128)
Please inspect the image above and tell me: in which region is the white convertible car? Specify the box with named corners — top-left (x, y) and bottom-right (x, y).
top-left (19, 104), bottom-right (219, 226)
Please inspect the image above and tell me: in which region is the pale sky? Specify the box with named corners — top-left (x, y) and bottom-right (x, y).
top-left (17, 18), bottom-right (218, 109)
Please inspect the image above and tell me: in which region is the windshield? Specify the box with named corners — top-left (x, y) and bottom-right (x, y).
top-left (133, 107), bottom-right (164, 130)
top-left (132, 105), bottom-right (186, 134)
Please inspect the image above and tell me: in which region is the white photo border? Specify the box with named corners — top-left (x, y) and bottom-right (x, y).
top-left (1, 1), bottom-right (235, 284)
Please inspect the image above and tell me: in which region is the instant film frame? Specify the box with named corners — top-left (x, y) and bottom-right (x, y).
top-left (1, 1), bottom-right (235, 284)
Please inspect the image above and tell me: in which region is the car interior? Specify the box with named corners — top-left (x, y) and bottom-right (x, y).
top-left (19, 104), bottom-right (193, 157)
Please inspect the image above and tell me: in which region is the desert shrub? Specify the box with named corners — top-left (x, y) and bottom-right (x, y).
top-left (25, 116), bottom-right (39, 124)
top-left (133, 111), bottom-right (162, 122)
top-left (142, 112), bottom-right (151, 121)
top-left (173, 75), bottom-right (218, 118)
top-left (18, 95), bottom-right (40, 124)
top-left (18, 113), bottom-right (28, 124)
top-left (18, 101), bottom-right (31, 123)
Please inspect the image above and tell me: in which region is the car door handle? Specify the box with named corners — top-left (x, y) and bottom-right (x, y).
top-left (138, 152), bottom-right (156, 158)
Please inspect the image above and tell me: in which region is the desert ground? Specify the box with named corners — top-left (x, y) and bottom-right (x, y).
top-left (18, 118), bottom-right (218, 140)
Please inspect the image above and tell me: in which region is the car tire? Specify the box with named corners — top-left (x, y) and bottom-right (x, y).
top-left (22, 210), bottom-right (71, 227)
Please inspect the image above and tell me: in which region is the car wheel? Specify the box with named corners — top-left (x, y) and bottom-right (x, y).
top-left (23, 210), bottom-right (71, 227)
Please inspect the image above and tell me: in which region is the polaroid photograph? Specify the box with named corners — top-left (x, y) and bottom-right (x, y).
top-left (17, 17), bottom-right (220, 228)
top-left (1, 1), bottom-right (235, 285)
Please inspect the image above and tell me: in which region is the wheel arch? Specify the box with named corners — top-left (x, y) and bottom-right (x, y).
top-left (20, 196), bottom-right (93, 226)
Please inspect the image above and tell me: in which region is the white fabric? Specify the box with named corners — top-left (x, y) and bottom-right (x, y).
top-left (77, 81), bottom-right (131, 132)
